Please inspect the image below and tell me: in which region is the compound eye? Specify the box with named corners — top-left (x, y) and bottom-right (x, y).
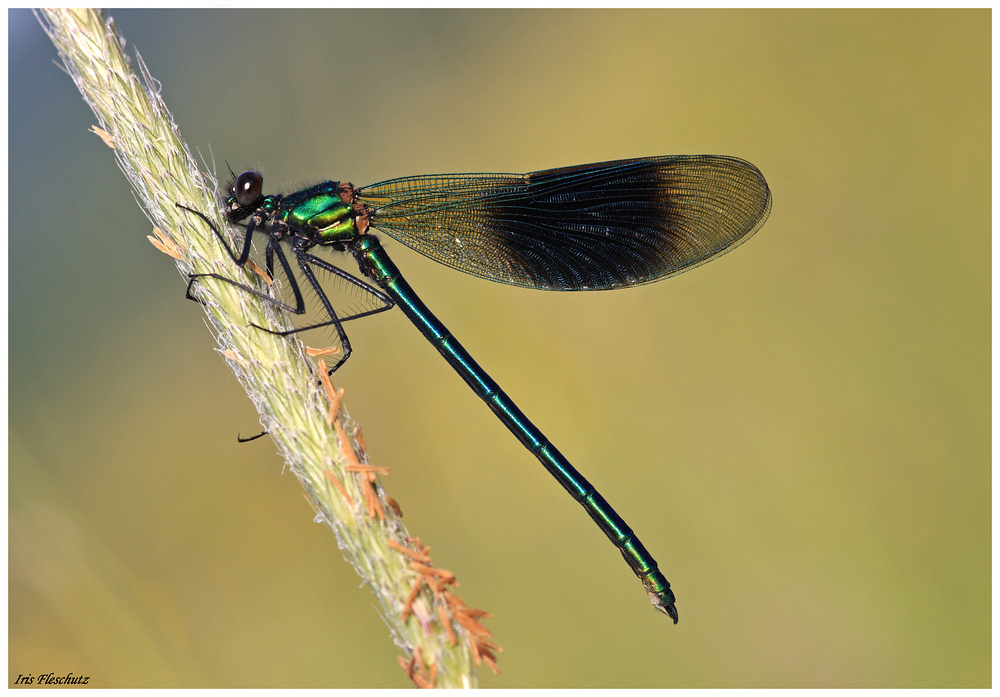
top-left (234, 171), bottom-right (263, 207)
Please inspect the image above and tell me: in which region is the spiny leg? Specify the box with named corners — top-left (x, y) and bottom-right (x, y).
top-left (183, 272), bottom-right (299, 313)
top-left (237, 431), bottom-right (268, 443)
top-left (184, 233), bottom-right (310, 316)
top-left (176, 202), bottom-right (281, 309)
top-left (249, 251), bottom-right (395, 352)
top-left (303, 252), bottom-right (396, 313)
top-left (249, 244), bottom-right (359, 374)
top-left (176, 202), bottom-right (257, 266)
top-left (297, 258), bottom-right (353, 374)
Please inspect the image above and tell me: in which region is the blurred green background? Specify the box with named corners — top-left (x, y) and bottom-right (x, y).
top-left (9, 9), bottom-right (989, 688)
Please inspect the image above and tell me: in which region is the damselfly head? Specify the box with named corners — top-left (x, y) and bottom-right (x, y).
top-left (225, 170), bottom-right (266, 222)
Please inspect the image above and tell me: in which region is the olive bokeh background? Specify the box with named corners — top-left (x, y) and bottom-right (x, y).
top-left (9, 9), bottom-right (989, 688)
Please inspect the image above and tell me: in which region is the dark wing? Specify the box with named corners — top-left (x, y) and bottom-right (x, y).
top-left (357, 155), bottom-right (771, 291)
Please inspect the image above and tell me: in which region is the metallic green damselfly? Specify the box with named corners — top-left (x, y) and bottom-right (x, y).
top-left (180, 155), bottom-right (773, 622)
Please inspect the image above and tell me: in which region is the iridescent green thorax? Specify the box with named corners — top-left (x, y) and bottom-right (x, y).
top-left (275, 181), bottom-right (358, 244)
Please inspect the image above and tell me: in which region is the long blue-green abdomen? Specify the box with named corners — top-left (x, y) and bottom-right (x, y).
top-left (353, 234), bottom-right (678, 621)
